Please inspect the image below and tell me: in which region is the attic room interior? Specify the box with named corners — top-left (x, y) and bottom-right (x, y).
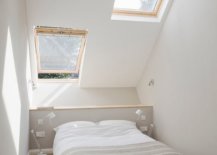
top-left (0, 0), bottom-right (217, 155)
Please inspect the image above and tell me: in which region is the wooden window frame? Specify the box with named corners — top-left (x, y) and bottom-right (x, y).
top-left (113, 0), bottom-right (163, 17)
top-left (34, 26), bottom-right (88, 76)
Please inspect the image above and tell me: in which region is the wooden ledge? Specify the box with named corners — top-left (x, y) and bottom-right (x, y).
top-left (29, 104), bottom-right (151, 111)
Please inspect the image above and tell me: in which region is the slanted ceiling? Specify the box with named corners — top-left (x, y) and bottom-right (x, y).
top-left (26, 0), bottom-right (164, 87)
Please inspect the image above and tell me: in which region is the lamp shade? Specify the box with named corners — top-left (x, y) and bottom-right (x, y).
top-left (135, 109), bottom-right (143, 116)
top-left (46, 112), bottom-right (56, 119)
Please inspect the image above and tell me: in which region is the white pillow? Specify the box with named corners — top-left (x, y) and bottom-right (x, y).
top-left (54, 121), bottom-right (96, 131)
top-left (98, 120), bottom-right (136, 126)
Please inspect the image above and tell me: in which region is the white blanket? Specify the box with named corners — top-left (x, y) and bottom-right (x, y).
top-left (59, 142), bottom-right (181, 155)
top-left (53, 124), bottom-right (155, 155)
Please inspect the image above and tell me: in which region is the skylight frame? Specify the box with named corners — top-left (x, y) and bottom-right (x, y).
top-left (113, 0), bottom-right (163, 17)
top-left (34, 26), bottom-right (88, 79)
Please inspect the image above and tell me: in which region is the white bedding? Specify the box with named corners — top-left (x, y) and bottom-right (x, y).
top-left (53, 123), bottom-right (154, 155)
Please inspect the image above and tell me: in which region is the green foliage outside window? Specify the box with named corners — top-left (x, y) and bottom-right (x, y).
top-left (38, 73), bottom-right (79, 79)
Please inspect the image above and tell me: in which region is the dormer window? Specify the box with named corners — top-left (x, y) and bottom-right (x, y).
top-left (34, 26), bottom-right (88, 81)
top-left (113, 0), bottom-right (163, 17)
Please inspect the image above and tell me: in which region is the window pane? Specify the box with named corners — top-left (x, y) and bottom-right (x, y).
top-left (114, 0), bottom-right (159, 12)
top-left (38, 34), bottom-right (82, 71)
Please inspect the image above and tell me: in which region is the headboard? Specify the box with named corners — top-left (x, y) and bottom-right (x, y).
top-left (29, 105), bottom-right (153, 149)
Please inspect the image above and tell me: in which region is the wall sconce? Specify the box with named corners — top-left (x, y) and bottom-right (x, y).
top-left (135, 109), bottom-right (146, 121)
top-left (30, 80), bottom-right (38, 89)
top-left (46, 112), bottom-right (56, 123)
top-left (31, 112), bottom-right (56, 155)
top-left (148, 79), bottom-right (155, 86)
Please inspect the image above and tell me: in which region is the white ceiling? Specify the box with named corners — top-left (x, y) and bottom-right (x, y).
top-left (26, 0), bottom-right (167, 87)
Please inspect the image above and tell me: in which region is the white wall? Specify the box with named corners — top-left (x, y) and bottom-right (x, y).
top-left (26, 0), bottom-right (164, 107)
top-left (0, 0), bottom-right (30, 154)
top-left (137, 0), bottom-right (217, 154)
top-left (26, 0), bottom-right (162, 87)
top-left (32, 84), bottom-right (140, 107)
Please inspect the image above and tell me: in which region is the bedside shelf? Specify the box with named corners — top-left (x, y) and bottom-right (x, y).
top-left (29, 148), bottom-right (53, 155)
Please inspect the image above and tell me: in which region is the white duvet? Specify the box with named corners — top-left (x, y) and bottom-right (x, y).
top-left (53, 124), bottom-right (154, 155)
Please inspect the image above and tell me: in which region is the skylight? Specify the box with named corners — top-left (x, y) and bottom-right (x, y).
top-left (113, 0), bottom-right (163, 16)
top-left (34, 26), bottom-right (88, 80)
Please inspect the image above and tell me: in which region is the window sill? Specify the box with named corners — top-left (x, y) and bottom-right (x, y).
top-left (37, 78), bottom-right (79, 83)
top-left (32, 79), bottom-right (80, 89)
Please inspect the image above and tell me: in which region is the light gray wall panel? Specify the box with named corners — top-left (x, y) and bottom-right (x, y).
top-left (29, 106), bottom-right (153, 149)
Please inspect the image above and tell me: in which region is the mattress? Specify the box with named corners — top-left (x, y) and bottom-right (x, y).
top-left (53, 122), bottom-right (181, 155)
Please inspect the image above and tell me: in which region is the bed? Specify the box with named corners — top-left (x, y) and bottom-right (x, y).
top-left (53, 120), bottom-right (181, 155)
